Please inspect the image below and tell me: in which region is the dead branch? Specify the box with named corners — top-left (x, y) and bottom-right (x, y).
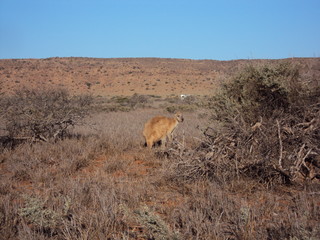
top-left (295, 118), bottom-right (316, 128)
top-left (38, 135), bottom-right (48, 142)
top-left (251, 116), bottom-right (263, 131)
top-left (276, 120), bottom-right (284, 170)
top-left (295, 144), bottom-right (306, 170)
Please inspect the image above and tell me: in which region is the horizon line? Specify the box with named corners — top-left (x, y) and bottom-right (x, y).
top-left (0, 56), bottom-right (318, 61)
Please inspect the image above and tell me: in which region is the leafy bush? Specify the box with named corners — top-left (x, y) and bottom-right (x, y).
top-left (1, 88), bottom-right (92, 141)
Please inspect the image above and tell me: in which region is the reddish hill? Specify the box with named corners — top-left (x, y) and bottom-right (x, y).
top-left (0, 57), bottom-right (319, 96)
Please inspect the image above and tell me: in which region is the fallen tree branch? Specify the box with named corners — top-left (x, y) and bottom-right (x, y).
top-left (276, 120), bottom-right (284, 170)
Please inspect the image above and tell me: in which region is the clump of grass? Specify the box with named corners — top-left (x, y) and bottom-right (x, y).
top-left (19, 196), bottom-right (61, 233)
top-left (122, 205), bottom-right (180, 240)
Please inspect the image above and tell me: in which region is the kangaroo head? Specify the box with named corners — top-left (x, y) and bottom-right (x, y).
top-left (174, 112), bottom-right (184, 122)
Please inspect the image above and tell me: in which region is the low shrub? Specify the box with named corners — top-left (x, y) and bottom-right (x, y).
top-left (122, 205), bottom-right (180, 240)
top-left (165, 63), bottom-right (320, 186)
top-left (166, 104), bottom-right (196, 113)
top-left (104, 94), bottom-right (151, 112)
top-left (208, 63), bottom-right (301, 124)
top-left (1, 88), bottom-right (93, 141)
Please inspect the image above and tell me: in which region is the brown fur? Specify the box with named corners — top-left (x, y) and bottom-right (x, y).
top-left (143, 112), bottom-right (184, 149)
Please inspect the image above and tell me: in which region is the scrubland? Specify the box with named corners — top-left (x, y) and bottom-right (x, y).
top-left (0, 63), bottom-right (319, 240)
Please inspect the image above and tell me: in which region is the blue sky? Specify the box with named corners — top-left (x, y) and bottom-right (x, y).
top-left (0, 0), bottom-right (319, 60)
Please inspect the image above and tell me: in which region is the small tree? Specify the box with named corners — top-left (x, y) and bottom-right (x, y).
top-left (2, 88), bottom-right (93, 141)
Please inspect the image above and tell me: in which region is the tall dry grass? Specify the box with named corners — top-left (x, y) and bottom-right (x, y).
top-left (0, 63), bottom-right (319, 239)
top-left (0, 104), bottom-right (207, 239)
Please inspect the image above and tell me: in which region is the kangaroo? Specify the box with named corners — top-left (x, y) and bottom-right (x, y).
top-left (143, 112), bottom-right (184, 149)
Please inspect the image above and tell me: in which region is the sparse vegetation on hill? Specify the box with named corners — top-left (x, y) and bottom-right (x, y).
top-left (0, 62), bottom-right (319, 239)
top-left (0, 57), bottom-right (319, 97)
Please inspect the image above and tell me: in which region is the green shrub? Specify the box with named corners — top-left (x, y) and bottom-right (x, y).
top-left (19, 195), bottom-right (60, 231)
top-left (122, 205), bottom-right (180, 240)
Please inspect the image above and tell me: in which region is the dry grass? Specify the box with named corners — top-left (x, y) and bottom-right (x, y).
top-left (74, 108), bottom-right (206, 148)
top-left (0, 64), bottom-right (319, 239)
top-left (1, 107), bottom-right (319, 239)
top-left (0, 106), bottom-right (208, 239)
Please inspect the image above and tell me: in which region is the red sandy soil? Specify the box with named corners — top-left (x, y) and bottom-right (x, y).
top-left (1, 57), bottom-right (319, 97)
